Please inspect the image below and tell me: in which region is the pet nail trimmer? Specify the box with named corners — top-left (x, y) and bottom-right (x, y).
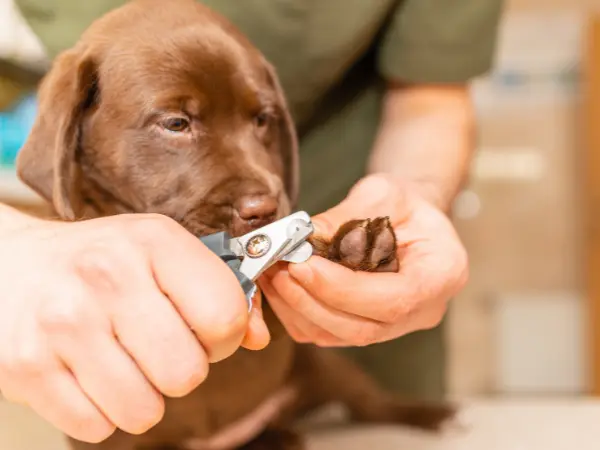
top-left (198, 211), bottom-right (314, 310)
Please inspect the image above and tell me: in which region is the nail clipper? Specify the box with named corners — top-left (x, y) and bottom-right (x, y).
top-left (198, 211), bottom-right (314, 310)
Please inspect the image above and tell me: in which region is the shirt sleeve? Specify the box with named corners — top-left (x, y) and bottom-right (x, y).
top-left (377, 0), bottom-right (505, 83)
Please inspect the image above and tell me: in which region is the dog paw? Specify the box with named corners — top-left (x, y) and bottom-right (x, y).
top-left (309, 217), bottom-right (399, 272)
top-left (350, 398), bottom-right (457, 432)
top-left (390, 402), bottom-right (457, 432)
top-left (370, 400), bottom-right (457, 432)
top-left (237, 428), bottom-right (304, 450)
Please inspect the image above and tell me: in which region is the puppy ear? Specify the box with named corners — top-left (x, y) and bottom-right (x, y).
top-left (263, 60), bottom-right (300, 208)
top-left (16, 46), bottom-right (98, 220)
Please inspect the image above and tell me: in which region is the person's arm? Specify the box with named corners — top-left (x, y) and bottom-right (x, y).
top-left (0, 205), bottom-right (268, 443)
top-left (258, 0), bottom-right (504, 347)
top-left (367, 83), bottom-right (475, 212)
top-left (367, 0), bottom-right (504, 212)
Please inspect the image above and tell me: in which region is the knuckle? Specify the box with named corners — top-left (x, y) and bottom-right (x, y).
top-left (72, 246), bottom-right (126, 294)
top-left (385, 298), bottom-right (414, 325)
top-left (38, 295), bottom-right (90, 335)
top-left (311, 329), bottom-right (335, 346)
top-left (3, 349), bottom-right (43, 379)
top-left (283, 292), bottom-right (303, 310)
top-left (130, 214), bottom-right (180, 241)
top-left (161, 359), bottom-right (209, 398)
top-left (286, 326), bottom-right (309, 344)
top-left (202, 315), bottom-right (248, 363)
top-left (209, 312), bottom-right (248, 344)
top-left (350, 324), bottom-right (381, 346)
top-left (125, 398), bottom-right (165, 435)
top-left (70, 412), bottom-right (116, 443)
top-left (289, 330), bottom-right (307, 343)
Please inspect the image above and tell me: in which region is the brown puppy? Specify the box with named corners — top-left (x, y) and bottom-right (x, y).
top-left (16, 1), bottom-right (455, 449)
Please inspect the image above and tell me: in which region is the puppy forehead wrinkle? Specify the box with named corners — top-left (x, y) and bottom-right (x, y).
top-left (122, 23), bottom-right (251, 73)
top-left (99, 25), bottom-right (262, 111)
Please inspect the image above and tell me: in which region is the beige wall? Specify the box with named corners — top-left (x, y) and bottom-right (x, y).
top-left (447, 0), bottom-right (592, 397)
top-left (508, 0), bottom-right (600, 10)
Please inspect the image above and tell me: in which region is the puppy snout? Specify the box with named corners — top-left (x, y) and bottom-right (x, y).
top-left (235, 195), bottom-right (278, 221)
top-left (232, 195), bottom-right (278, 235)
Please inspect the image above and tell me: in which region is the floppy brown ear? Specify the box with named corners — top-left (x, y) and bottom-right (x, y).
top-left (16, 46), bottom-right (98, 221)
top-left (263, 60), bottom-right (300, 209)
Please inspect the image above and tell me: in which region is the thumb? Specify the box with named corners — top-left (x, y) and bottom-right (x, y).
top-left (240, 289), bottom-right (271, 351)
top-left (311, 174), bottom-right (408, 239)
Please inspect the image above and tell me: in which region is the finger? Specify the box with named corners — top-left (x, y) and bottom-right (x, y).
top-left (53, 325), bottom-right (165, 436)
top-left (109, 286), bottom-right (210, 398)
top-left (392, 295), bottom-right (450, 336)
top-left (133, 215), bottom-right (250, 363)
top-left (268, 295), bottom-right (346, 347)
top-left (288, 254), bottom-right (411, 323)
top-left (267, 268), bottom-right (381, 345)
top-left (291, 249), bottom-right (458, 325)
top-left (372, 297), bottom-right (450, 345)
top-left (21, 365), bottom-right (115, 443)
top-left (241, 290), bottom-right (270, 351)
top-left (310, 174), bottom-right (411, 238)
top-left (259, 279), bottom-right (313, 343)
top-left (260, 274), bottom-right (353, 346)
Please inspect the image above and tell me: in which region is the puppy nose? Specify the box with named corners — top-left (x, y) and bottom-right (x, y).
top-left (233, 195), bottom-right (278, 234)
top-left (235, 195), bottom-right (278, 222)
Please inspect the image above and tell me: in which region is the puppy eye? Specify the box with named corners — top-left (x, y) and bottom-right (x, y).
top-left (254, 112), bottom-right (270, 128)
top-left (160, 117), bottom-right (190, 133)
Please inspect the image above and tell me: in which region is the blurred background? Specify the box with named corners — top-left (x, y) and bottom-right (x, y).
top-left (2, 0), bottom-right (600, 448)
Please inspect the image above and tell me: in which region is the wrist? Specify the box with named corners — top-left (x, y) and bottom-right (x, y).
top-left (366, 173), bottom-right (457, 214)
top-left (404, 178), bottom-right (461, 214)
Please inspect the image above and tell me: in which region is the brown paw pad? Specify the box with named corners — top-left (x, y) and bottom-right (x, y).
top-left (309, 217), bottom-right (398, 272)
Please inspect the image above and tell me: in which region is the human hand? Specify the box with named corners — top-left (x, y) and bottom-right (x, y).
top-left (258, 174), bottom-right (469, 347)
top-left (0, 209), bottom-right (268, 443)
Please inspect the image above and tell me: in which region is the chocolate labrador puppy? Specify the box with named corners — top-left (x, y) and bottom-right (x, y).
top-left (16, 0), bottom-right (455, 448)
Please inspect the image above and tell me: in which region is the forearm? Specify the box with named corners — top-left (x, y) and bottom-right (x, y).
top-left (367, 82), bottom-right (476, 212)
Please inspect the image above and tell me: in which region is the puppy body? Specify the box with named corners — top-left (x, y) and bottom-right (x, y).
top-left (17, 1), bottom-right (454, 448)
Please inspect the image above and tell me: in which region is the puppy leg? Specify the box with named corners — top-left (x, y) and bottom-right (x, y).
top-left (237, 427), bottom-right (304, 450)
top-left (288, 345), bottom-right (456, 432)
top-left (309, 217), bottom-right (399, 272)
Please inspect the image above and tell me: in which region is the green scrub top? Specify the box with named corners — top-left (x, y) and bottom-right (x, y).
top-left (14, 0), bottom-right (504, 399)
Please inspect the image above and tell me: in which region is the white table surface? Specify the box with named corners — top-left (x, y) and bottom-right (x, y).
top-left (2, 397), bottom-right (600, 450)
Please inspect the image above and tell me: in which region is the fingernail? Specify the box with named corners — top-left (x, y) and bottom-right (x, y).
top-left (312, 221), bottom-right (324, 235)
top-left (249, 290), bottom-right (262, 314)
top-left (288, 262), bottom-right (314, 285)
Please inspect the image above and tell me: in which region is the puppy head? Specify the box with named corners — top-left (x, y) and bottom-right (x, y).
top-left (17, 0), bottom-right (299, 237)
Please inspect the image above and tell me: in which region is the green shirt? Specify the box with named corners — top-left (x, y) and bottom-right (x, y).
top-left (14, 0), bottom-right (504, 398)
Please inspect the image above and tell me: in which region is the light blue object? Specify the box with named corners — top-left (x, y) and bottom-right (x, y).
top-left (0, 93), bottom-right (37, 169)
